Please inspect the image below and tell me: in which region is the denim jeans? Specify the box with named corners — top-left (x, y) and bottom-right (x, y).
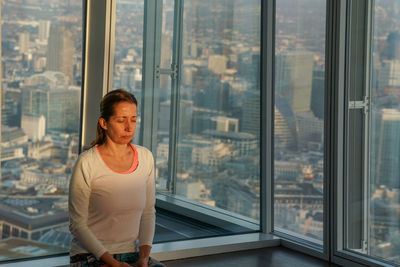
top-left (70, 252), bottom-right (165, 267)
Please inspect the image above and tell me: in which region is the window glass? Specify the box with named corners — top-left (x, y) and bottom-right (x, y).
top-left (155, 0), bottom-right (174, 191)
top-left (174, 0), bottom-right (261, 225)
top-left (274, 0), bottom-right (326, 244)
top-left (113, 0), bottom-right (144, 142)
top-left (113, 0), bottom-right (261, 241)
top-left (1, 0), bottom-right (82, 260)
top-left (366, 0), bottom-right (400, 264)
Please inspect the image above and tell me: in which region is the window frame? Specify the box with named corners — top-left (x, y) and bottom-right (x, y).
top-left (81, 0), bottom-right (116, 150)
top-left (271, 0), bottom-right (331, 261)
top-left (333, 0), bottom-right (400, 266)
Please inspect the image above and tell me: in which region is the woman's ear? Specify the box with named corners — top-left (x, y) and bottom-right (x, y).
top-left (99, 118), bottom-right (108, 130)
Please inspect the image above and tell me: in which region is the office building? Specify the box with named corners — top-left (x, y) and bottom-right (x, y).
top-left (18, 32), bottom-right (29, 55)
top-left (371, 108), bottom-right (400, 189)
top-left (241, 90), bottom-right (260, 138)
top-left (46, 25), bottom-right (75, 83)
top-left (275, 51), bottom-right (314, 112)
top-left (38, 20), bottom-right (51, 43)
top-left (21, 115), bottom-right (46, 141)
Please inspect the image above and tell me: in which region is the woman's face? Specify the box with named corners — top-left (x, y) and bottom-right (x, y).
top-left (100, 101), bottom-right (137, 145)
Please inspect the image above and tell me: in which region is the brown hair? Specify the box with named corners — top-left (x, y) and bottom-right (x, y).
top-left (90, 89), bottom-right (138, 147)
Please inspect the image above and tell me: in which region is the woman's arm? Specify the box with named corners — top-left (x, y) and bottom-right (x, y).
top-left (69, 156), bottom-right (107, 258)
top-left (137, 150), bottom-right (156, 263)
top-left (134, 245), bottom-right (151, 267)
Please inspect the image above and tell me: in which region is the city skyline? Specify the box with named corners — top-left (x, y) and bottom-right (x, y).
top-left (0, 0), bottom-right (399, 264)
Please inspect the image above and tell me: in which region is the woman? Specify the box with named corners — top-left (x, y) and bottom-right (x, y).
top-left (69, 89), bottom-right (164, 267)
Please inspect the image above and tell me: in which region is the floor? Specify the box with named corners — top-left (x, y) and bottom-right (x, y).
top-left (163, 246), bottom-right (342, 267)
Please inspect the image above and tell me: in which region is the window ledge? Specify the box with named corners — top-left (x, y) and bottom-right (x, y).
top-left (156, 192), bottom-right (260, 231)
top-left (0, 233), bottom-right (280, 267)
top-left (151, 232), bottom-right (280, 261)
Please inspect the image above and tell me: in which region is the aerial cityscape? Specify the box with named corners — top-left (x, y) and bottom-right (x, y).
top-left (0, 0), bottom-right (399, 264)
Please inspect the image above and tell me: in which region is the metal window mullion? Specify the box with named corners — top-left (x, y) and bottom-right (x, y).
top-left (326, 0), bottom-right (347, 260)
top-left (325, 0), bottom-right (348, 260)
top-left (151, 1), bottom-right (164, 151)
top-left (141, 0), bottom-right (163, 149)
top-left (81, 0), bottom-right (114, 150)
top-left (167, 0), bottom-right (184, 194)
top-left (347, 0), bottom-right (373, 254)
top-left (106, 0), bottom-right (116, 92)
top-left (261, 0), bottom-right (275, 235)
top-left (363, 0), bottom-right (375, 255)
top-left (343, 0), bottom-right (368, 254)
top-left (0, 0), bottom-right (2, 170)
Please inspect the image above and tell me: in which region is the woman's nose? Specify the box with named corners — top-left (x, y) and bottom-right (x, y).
top-left (125, 121), bottom-right (134, 131)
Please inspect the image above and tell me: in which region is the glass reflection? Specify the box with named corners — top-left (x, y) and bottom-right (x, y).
top-left (274, 0), bottom-right (326, 243)
top-left (368, 0), bottom-right (400, 264)
top-left (174, 0), bottom-right (261, 223)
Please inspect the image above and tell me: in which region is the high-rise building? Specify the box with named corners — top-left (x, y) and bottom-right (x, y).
top-left (21, 115), bottom-right (46, 141)
top-left (1, 89), bottom-right (22, 127)
top-left (21, 86), bottom-right (49, 119)
top-left (377, 59), bottom-right (400, 96)
top-left (158, 100), bottom-right (193, 136)
top-left (276, 51), bottom-right (314, 112)
top-left (211, 116), bottom-right (239, 132)
top-left (47, 87), bottom-right (80, 133)
top-left (18, 32), bottom-right (30, 54)
top-left (311, 67), bottom-right (325, 119)
top-left (21, 85), bottom-right (80, 134)
top-left (242, 90), bottom-right (260, 138)
top-left (295, 111), bottom-right (323, 149)
top-left (372, 108), bottom-right (400, 189)
top-left (274, 98), bottom-right (297, 150)
top-left (38, 20), bottom-right (51, 43)
top-left (381, 31), bottom-right (400, 60)
top-left (208, 55), bottom-right (227, 75)
top-left (46, 25), bottom-right (75, 83)
top-left (202, 77), bottom-right (231, 112)
top-left (191, 108), bottom-right (219, 134)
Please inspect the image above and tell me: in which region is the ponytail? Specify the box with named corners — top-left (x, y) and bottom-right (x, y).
top-left (90, 121), bottom-right (107, 147)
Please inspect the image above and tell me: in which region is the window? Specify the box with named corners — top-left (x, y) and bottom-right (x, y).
top-left (274, 0), bottom-right (326, 245)
top-left (1, 0), bottom-right (82, 261)
top-left (113, 0), bottom-right (144, 142)
top-left (344, 0), bottom-right (400, 265)
top-left (369, 3), bottom-right (400, 263)
top-left (173, 0), bottom-right (261, 222)
top-left (130, 0), bottom-right (262, 241)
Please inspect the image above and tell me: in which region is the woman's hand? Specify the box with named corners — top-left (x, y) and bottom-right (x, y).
top-left (112, 262), bottom-right (133, 267)
top-left (107, 261), bottom-right (132, 267)
top-left (135, 245), bottom-right (151, 267)
top-left (101, 252), bottom-right (133, 267)
top-left (133, 257), bottom-right (149, 267)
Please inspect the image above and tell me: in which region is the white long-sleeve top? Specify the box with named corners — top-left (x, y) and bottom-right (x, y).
top-left (68, 144), bottom-right (156, 259)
